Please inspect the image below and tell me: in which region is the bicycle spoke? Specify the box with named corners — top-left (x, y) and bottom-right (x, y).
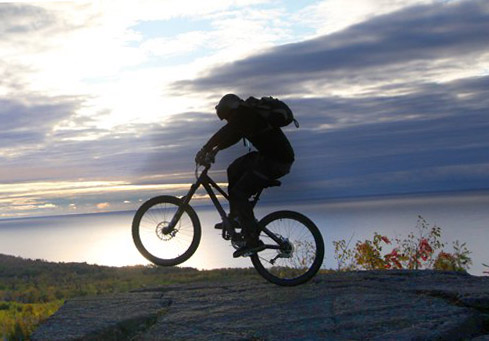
top-left (251, 211), bottom-right (324, 286)
top-left (133, 196), bottom-right (201, 266)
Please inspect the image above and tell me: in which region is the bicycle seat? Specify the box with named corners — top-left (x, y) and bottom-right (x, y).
top-left (263, 179), bottom-right (281, 188)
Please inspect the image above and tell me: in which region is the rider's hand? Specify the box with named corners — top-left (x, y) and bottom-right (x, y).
top-left (195, 148), bottom-right (218, 165)
top-left (206, 149), bottom-right (216, 164)
top-left (195, 148), bottom-right (207, 165)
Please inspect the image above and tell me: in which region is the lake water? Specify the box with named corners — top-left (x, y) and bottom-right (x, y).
top-left (0, 191), bottom-right (488, 275)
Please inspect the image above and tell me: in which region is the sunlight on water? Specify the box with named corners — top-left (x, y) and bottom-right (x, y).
top-left (88, 225), bottom-right (147, 267)
top-left (0, 209), bottom-right (252, 269)
top-left (0, 192), bottom-right (488, 275)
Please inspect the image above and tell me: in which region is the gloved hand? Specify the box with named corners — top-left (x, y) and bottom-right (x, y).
top-left (195, 147), bottom-right (207, 165)
top-left (195, 147), bottom-right (218, 165)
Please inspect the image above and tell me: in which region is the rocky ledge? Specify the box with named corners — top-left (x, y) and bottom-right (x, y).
top-left (32, 270), bottom-right (489, 340)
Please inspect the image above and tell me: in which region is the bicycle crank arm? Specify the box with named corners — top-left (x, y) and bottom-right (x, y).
top-left (264, 244), bottom-right (281, 250)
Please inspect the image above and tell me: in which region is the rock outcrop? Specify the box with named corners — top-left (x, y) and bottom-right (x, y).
top-left (32, 270), bottom-right (489, 340)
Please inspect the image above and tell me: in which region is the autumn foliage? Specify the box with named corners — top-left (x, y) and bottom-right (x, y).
top-left (333, 216), bottom-right (472, 272)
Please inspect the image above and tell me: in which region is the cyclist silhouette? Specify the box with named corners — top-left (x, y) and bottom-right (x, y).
top-left (195, 94), bottom-right (295, 257)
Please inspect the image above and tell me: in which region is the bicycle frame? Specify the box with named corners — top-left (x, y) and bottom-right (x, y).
top-left (166, 164), bottom-right (238, 239)
top-left (166, 164), bottom-right (283, 249)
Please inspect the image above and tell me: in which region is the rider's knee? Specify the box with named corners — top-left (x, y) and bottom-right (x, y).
top-left (228, 187), bottom-right (249, 202)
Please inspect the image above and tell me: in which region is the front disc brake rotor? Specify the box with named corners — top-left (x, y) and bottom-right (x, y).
top-left (156, 221), bottom-right (176, 241)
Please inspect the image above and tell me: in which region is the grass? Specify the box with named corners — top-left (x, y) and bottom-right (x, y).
top-left (0, 253), bottom-right (259, 340)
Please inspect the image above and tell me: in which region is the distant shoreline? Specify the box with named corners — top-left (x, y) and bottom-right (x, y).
top-left (1, 188), bottom-right (488, 222)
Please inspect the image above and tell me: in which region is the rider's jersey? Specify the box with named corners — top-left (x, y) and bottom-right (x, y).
top-left (204, 105), bottom-right (295, 163)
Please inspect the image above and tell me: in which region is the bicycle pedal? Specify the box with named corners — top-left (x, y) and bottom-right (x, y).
top-left (231, 233), bottom-right (245, 242)
top-left (214, 223), bottom-right (223, 230)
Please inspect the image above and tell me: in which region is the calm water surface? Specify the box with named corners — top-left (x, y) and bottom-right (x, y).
top-left (0, 192), bottom-right (488, 275)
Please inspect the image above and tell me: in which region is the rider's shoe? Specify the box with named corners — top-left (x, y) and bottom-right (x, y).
top-left (214, 217), bottom-right (241, 230)
top-left (233, 239), bottom-right (265, 258)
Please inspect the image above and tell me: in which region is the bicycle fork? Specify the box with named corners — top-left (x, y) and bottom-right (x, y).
top-left (162, 173), bottom-right (236, 239)
top-left (162, 182), bottom-right (200, 235)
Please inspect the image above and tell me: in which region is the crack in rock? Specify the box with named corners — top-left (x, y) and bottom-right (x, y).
top-left (32, 292), bottom-right (171, 341)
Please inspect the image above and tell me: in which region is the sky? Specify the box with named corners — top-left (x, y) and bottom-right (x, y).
top-left (1, 0), bottom-right (488, 218)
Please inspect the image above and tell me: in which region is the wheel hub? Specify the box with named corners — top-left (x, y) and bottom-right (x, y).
top-left (279, 238), bottom-right (294, 258)
top-left (156, 221), bottom-right (177, 241)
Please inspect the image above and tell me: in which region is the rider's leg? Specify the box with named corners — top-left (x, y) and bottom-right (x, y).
top-left (227, 152), bottom-right (259, 218)
top-left (229, 154), bottom-right (292, 234)
top-left (228, 154), bottom-right (294, 257)
top-left (213, 152), bottom-right (259, 232)
top-left (228, 170), bottom-right (265, 244)
top-left (228, 170), bottom-right (265, 258)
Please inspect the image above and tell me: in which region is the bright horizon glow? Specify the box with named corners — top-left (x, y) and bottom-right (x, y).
top-left (0, 178), bottom-right (228, 218)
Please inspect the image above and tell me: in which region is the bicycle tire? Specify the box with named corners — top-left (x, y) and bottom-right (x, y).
top-left (132, 195), bottom-right (201, 266)
top-left (251, 210), bottom-right (324, 286)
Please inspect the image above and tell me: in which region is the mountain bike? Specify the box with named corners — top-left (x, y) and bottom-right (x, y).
top-left (132, 152), bottom-right (324, 286)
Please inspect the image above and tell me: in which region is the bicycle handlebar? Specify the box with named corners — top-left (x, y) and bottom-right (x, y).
top-left (195, 148), bottom-right (218, 178)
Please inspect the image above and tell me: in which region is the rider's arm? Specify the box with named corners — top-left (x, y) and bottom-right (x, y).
top-left (203, 123), bottom-right (242, 152)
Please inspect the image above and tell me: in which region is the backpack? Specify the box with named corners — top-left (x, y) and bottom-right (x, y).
top-left (244, 96), bottom-right (299, 128)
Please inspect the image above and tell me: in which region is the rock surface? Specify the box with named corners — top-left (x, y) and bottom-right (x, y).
top-left (32, 270), bottom-right (489, 340)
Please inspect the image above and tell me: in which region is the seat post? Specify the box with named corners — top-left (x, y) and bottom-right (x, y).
top-left (250, 188), bottom-right (264, 208)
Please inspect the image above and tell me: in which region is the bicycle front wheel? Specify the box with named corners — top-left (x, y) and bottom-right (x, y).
top-left (251, 211), bottom-right (324, 286)
top-left (132, 195), bottom-right (201, 266)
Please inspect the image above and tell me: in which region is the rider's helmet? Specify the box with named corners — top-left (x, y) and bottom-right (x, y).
top-left (215, 94), bottom-right (242, 120)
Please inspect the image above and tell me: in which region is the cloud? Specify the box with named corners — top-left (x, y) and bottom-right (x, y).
top-left (1, 0), bottom-right (488, 217)
top-left (0, 98), bottom-right (77, 133)
top-left (295, 0), bottom-right (437, 37)
top-left (0, 1), bottom-right (303, 134)
top-left (139, 71), bottom-right (489, 201)
top-left (0, 96), bottom-right (82, 160)
top-left (281, 76), bottom-right (489, 199)
top-left (176, 0), bottom-right (489, 96)
top-left (0, 4), bottom-right (55, 37)
top-left (160, 0), bottom-right (489, 201)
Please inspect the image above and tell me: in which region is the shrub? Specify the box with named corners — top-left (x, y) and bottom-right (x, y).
top-left (333, 216), bottom-right (472, 272)
top-left (332, 238), bottom-right (356, 271)
top-left (354, 233), bottom-right (391, 270)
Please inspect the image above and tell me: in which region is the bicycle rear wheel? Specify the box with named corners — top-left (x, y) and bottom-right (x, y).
top-left (132, 195), bottom-right (201, 266)
top-left (251, 211), bottom-right (324, 286)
